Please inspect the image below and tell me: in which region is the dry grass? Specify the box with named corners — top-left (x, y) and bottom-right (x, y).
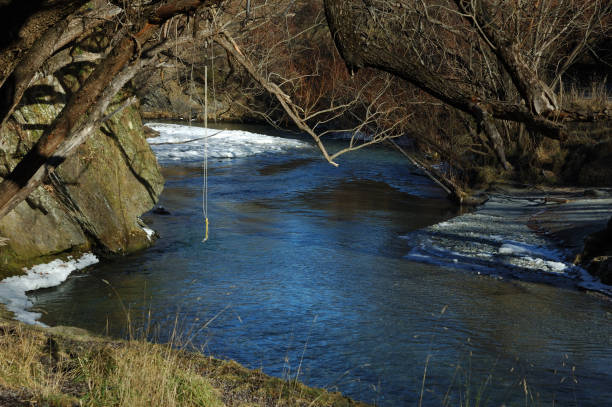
top-left (0, 323), bottom-right (222, 407)
top-left (0, 317), bottom-right (367, 407)
top-left (560, 81), bottom-right (612, 113)
top-left (76, 342), bottom-right (223, 407)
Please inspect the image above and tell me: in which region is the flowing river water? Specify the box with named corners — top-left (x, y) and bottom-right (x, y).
top-left (28, 123), bottom-right (612, 406)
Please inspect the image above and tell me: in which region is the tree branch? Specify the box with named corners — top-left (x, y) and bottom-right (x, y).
top-left (0, 4), bottom-right (122, 127)
top-left (0, 0), bottom-right (217, 219)
top-left (215, 33), bottom-right (340, 166)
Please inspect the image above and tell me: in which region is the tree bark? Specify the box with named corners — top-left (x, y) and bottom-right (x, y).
top-left (452, 0), bottom-right (558, 115)
top-left (0, 4), bottom-right (122, 127)
top-left (0, 1), bottom-right (89, 87)
top-left (0, 0), bottom-right (217, 219)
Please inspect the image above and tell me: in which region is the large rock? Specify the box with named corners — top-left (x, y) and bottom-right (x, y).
top-left (134, 53), bottom-right (274, 123)
top-left (581, 217), bottom-right (612, 285)
top-left (0, 78), bottom-right (164, 275)
top-left (588, 257), bottom-right (612, 285)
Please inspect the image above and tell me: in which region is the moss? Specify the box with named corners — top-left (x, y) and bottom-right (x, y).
top-left (0, 79), bottom-right (163, 270)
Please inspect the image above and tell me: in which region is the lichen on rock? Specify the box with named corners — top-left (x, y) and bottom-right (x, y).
top-left (0, 76), bottom-right (164, 275)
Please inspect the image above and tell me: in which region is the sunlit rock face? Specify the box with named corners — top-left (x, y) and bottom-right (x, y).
top-left (0, 76), bottom-right (164, 275)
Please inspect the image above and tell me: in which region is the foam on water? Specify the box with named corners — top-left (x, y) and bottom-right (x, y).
top-left (0, 253), bottom-right (99, 325)
top-left (402, 196), bottom-right (612, 295)
top-left (146, 123), bottom-right (312, 163)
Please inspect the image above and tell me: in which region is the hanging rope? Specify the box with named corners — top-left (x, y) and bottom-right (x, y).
top-left (210, 33), bottom-right (216, 123)
top-left (202, 64), bottom-right (209, 243)
top-left (202, 36), bottom-right (215, 242)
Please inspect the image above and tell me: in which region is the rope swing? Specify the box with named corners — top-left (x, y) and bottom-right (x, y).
top-left (202, 65), bottom-right (209, 243)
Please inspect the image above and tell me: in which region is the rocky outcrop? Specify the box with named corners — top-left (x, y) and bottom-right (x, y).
top-left (133, 45), bottom-right (276, 124)
top-left (0, 77), bottom-right (164, 275)
top-left (137, 73), bottom-right (273, 123)
top-left (580, 217), bottom-right (612, 285)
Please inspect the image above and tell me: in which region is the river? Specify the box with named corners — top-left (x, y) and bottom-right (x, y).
top-left (30, 122), bottom-right (612, 406)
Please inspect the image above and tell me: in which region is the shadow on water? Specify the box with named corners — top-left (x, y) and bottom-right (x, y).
top-left (257, 157), bottom-right (317, 176)
top-left (295, 179), bottom-right (460, 221)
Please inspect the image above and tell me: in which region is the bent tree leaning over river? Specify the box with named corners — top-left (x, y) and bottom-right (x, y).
top-left (1, 0), bottom-right (610, 215)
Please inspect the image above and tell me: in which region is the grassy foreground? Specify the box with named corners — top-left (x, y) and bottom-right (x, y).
top-left (0, 314), bottom-right (368, 407)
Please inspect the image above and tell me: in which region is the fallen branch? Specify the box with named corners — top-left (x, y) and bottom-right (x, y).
top-left (149, 130), bottom-right (225, 145)
top-left (387, 139), bottom-right (466, 203)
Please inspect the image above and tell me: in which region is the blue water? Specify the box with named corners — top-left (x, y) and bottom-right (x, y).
top-left (32, 124), bottom-right (612, 406)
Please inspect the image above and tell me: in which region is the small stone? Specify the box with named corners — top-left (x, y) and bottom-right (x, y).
top-left (584, 189), bottom-right (607, 198)
top-left (142, 125), bottom-right (160, 138)
top-left (153, 206), bottom-right (171, 215)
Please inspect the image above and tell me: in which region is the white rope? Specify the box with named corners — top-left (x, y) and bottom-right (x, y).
top-left (210, 35), bottom-right (216, 122)
top-left (189, 37), bottom-right (195, 127)
top-left (202, 64), bottom-right (209, 242)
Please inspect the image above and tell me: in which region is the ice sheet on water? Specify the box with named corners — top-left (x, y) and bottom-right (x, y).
top-left (145, 123), bottom-right (312, 163)
top-left (402, 196), bottom-right (612, 295)
top-left (0, 253), bottom-right (99, 325)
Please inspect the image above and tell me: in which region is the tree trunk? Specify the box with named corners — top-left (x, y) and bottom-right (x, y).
top-left (0, 0), bottom-right (217, 219)
top-left (322, 0), bottom-right (565, 143)
top-left (452, 0), bottom-right (559, 115)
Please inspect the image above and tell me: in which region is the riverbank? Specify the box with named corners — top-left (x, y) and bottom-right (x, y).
top-left (406, 184), bottom-right (612, 296)
top-left (2, 120), bottom-right (612, 405)
top-left (0, 309), bottom-right (368, 407)
top-left (524, 186), bottom-right (612, 292)
top-left (487, 184), bottom-right (612, 282)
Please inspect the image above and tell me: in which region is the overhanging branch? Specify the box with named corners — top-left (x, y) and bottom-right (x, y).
top-left (0, 0), bottom-right (218, 219)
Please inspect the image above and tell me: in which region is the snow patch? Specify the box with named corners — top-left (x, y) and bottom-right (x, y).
top-left (142, 226), bottom-right (155, 241)
top-left (145, 123), bottom-right (312, 164)
top-left (403, 196), bottom-right (575, 281)
top-left (0, 253), bottom-right (99, 326)
top-left (498, 243), bottom-right (531, 255)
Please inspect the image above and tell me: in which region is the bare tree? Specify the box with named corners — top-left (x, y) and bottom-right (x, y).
top-left (213, 0), bottom-right (486, 197)
top-left (322, 0), bottom-right (611, 170)
top-left (3, 0), bottom-right (608, 217)
top-left (145, 0), bottom-right (423, 165)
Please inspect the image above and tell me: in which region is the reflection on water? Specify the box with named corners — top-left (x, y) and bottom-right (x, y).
top-left (258, 157), bottom-right (317, 176)
top-left (30, 129), bottom-right (612, 406)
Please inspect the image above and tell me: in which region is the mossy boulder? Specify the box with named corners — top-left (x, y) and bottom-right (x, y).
top-left (0, 76), bottom-right (164, 273)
